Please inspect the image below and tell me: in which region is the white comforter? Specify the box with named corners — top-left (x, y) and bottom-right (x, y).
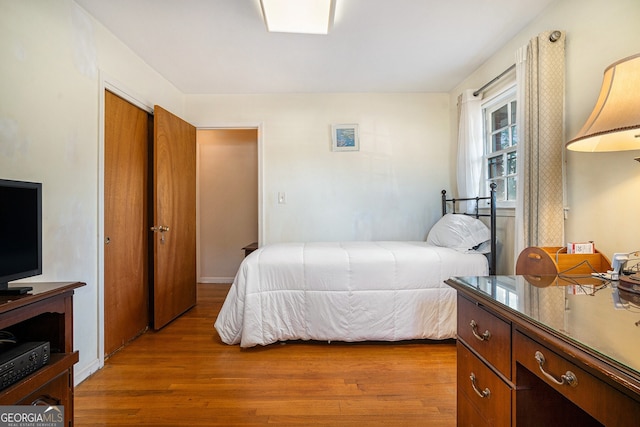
top-left (214, 241), bottom-right (488, 347)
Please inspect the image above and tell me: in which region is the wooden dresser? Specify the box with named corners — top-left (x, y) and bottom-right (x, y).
top-left (0, 282), bottom-right (84, 427)
top-left (446, 275), bottom-right (640, 426)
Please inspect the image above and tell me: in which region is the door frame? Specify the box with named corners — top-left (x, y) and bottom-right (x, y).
top-left (96, 74), bottom-right (264, 371)
top-left (195, 124), bottom-right (264, 283)
top-left (194, 122), bottom-right (265, 277)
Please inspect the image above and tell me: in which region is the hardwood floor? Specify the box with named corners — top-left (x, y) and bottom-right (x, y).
top-left (75, 284), bottom-right (457, 426)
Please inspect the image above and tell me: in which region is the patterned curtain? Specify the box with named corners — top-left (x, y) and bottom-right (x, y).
top-left (514, 30), bottom-right (566, 265)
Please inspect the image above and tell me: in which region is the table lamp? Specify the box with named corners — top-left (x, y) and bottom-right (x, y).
top-left (566, 53), bottom-right (640, 152)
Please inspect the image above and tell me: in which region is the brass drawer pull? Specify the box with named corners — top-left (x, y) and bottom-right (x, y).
top-left (534, 351), bottom-right (578, 387)
top-left (470, 320), bottom-right (491, 341)
top-left (469, 373), bottom-right (491, 398)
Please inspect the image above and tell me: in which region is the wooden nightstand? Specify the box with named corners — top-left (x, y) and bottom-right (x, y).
top-left (242, 242), bottom-right (258, 257)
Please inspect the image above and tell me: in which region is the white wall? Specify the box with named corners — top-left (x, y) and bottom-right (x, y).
top-left (0, 0), bottom-right (184, 384)
top-left (450, 0), bottom-right (640, 265)
top-left (188, 93), bottom-right (452, 244)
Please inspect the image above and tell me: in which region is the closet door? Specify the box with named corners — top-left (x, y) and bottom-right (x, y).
top-left (151, 106), bottom-right (197, 329)
top-left (104, 90), bottom-right (150, 355)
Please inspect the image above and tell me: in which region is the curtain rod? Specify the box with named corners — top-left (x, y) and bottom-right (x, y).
top-left (472, 64), bottom-right (515, 97)
top-left (472, 30), bottom-right (562, 97)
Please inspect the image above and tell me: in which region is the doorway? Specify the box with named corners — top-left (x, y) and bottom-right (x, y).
top-left (197, 129), bottom-right (258, 283)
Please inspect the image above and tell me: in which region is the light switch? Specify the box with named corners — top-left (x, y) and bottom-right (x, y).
top-left (278, 192), bottom-right (286, 204)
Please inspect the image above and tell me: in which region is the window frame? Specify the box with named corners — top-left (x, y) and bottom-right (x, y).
top-left (481, 85), bottom-right (518, 209)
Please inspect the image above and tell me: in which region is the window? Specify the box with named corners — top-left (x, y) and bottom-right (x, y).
top-left (482, 88), bottom-right (517, 206)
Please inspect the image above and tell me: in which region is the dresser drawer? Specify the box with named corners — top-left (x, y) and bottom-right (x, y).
top-left (457, 342), bottom-right (511, 427)
top-left (458, 391), bottom-right (492, 427)
top-left (514, 331), bottom-right (640, 427)
top-left (458, 295), bottom-right (511, 379)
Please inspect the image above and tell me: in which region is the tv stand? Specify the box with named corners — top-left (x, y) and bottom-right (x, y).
top-left (0, 281), bottom-right (84, 427)
top-left (0, 283), bottom-right (33, 295)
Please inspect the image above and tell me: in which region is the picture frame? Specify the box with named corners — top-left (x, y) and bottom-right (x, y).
top-left (331, 124), bottom-right (359, 152)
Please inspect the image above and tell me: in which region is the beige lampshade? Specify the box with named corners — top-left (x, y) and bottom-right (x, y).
top-left (566, 53), bottom-right (640, 152)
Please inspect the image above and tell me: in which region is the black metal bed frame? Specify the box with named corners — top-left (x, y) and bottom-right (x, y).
top-left (441, 183), bottom-right (497, 275)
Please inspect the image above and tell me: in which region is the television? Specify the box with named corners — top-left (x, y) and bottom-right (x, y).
top-left (0, 179), bottom-right (42, 295)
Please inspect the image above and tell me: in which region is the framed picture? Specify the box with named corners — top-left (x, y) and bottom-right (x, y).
top-left (331, 124), bottom-right (359, 151)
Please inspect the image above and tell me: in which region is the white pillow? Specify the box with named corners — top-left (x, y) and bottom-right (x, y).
top-left (426, 213), bottom-right (490, 253)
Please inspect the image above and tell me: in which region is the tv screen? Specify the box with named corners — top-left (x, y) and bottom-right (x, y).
top-left (0, 179), bottom-right (42, 294)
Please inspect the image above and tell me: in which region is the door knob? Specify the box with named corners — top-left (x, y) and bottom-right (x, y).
top-left (150, 225), bottom-right (170, 244)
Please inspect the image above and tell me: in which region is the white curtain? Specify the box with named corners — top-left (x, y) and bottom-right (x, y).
top-left (456, 89), bottom-right (483, 213)
top-left (514, 30), bottom-right (566, 267)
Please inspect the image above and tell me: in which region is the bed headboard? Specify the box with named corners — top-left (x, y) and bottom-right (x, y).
top-left (440, 183), bottom-right (497, 275)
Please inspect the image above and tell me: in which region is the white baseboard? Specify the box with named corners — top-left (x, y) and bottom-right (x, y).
top-left (74, 358), bottom-right (101, 386)
top-left (199, 277), bottom-right (235, 284)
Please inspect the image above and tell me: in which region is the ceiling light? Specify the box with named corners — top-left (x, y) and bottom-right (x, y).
top-left (260, 0), bottom-right (335, 35)
top-left (566, 53), bottom-right (640, 152)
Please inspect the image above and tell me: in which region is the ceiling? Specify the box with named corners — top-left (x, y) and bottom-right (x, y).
top-left (74, 0), bottom-right (557, 94)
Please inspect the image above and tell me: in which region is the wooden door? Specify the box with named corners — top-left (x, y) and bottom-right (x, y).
top-left (104, 90), bottom-right (150, 356)
top-left (151, 106), bottom-right (197, 329)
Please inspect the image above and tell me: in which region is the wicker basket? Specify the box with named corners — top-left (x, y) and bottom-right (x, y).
top-left (515, 246), bottom-right (611, 276)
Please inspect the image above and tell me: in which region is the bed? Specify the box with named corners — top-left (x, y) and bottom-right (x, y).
top-left (215, 187), bottom-right (497, 347)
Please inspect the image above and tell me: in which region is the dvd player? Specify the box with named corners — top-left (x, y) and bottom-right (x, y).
top-left (0, 341), bottom-right (50, 390)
